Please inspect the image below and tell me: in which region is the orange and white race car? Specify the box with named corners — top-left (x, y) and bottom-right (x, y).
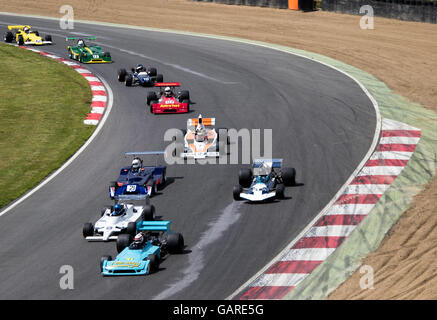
top-left (180, 115), bottom-right (227, 159)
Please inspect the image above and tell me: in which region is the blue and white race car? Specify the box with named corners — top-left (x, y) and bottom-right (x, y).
top-left (233, 159), bottom-right (296, 202)
top-left (117, 64), bottom-right (163, 87)
top-left (109, 151), bottom-right (167, 199)
top-left (100, 220), bottom-right (184, 276)
top-left (83, 195), bottom-right (155, 242)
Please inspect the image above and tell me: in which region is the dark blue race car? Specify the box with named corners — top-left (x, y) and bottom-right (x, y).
top-left (109, 152), bottom-right (167, 199)
top-left (117, 64), bottom-right (163, 87)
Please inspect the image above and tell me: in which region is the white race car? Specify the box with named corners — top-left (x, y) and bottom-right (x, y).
top-left (179, 114), bottom-right (228, 159)
top-left (233, 159), bottom-right (296, 202)
top-left (83, 195), bottom-right (155, 241)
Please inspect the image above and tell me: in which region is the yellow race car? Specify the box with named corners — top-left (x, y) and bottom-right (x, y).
top-left (3, 25), bottom-right (52, 45)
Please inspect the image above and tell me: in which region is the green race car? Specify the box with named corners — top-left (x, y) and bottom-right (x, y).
top-left (67, 37), bottom-right (112, 64)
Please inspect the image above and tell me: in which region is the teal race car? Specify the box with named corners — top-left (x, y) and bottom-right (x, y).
top-left (100, 220), bottom-right (184, 276)
top-left (67, 37), bottom-right (112, 64)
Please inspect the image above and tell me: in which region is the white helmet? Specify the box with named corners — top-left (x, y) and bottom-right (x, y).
top-left (78, 39), bottom-right (84, 47)
top-left (24, 27), bottom-right (30, 33)
top-left (164, 87), bottom-right (171, 96)
top-left (134, 233), bottom-right (144, 244)
top-left (132, 158), bottom-right (141, 170)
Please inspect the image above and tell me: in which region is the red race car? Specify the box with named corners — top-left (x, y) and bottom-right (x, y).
top-left (146, 82), bottom-right (190, 114)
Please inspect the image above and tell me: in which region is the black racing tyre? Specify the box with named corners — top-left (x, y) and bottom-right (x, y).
top-left (45, 34), bottom-right (52, 42)
top-left (239, 168), bottom-right (253, 188)
top-left (167, 233), bottom-right (184, 254)
top-left (4, 31), bottom-right (13, 43)
top-left (17, 35), bottom-right (24, 45)
top-left (125, 74), bottom-right (133, 86)
top-left (141, 205), bottom-right (155, 221)
top-left (276, 184), bottom-right (285, 199)
top-left (82, 222), bottom-right (94, 238)
top-left (178, 90), bottom-right (190, 102)
top-left (118, 68), bottom-right (127, 82)
top-left (146, 92), bottom-right (157, 106)
top-left (155, 74), bottom-right (163, 83)
top-left (233, 185), bottom-right (242, 201)
top-left (116, 234), bottom-right (133, 253)
top-left (68, 49), bottom-right (74, 59)
top-left (100, 255), bottom-right (112, 271)
top-left (282, 167), bottom-right (296, 186)
top-left (147, 67), bottom-right (157, 77)
top-left (147, 254), bottom-right (159, 273)
top-left (127, 222), bottom-right (137, 236)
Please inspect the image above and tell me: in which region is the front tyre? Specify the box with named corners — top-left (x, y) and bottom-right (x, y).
top-left (276, 184), bottom-right (285, 199)
top-left (233, 185), bottom-right (242, 201)
top-left (118, 68), bottom-right (127, 82)
top-left (147, 254), bottom-right (160, 273)
top-left (83, 222), bottom-right (94, 238)
top-left (116, 234), bottom-right (133, 253)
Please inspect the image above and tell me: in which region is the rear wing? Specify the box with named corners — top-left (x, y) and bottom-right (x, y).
top-left (125, 151), bottom-right (165, 157)
top-left (253, 158), bottom-right (283, 169)
top-left (137, 220), bottom-right (172, 233)
top-left (66, 37), bottom-right (96, 41)
top-left (8, 25), bottom-right (30, 30)
top-left (154, 82), bottom-right (180, 87)
top-left (114, 194), bottom-right (150, 205)
top-left (187, 117), bottom-right (215, 128)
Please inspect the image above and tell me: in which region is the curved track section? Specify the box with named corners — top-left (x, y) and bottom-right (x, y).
top-left (0, 15), bottom-right (376, 299)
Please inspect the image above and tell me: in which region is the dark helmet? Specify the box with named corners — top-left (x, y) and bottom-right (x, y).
top-left (136, 64), bottom-right (144, 73)
top-left (112, 203), bottom-right (123, 216)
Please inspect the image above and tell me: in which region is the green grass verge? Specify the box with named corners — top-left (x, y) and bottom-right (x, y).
top-left (0, 43), bottom-right (94, 209)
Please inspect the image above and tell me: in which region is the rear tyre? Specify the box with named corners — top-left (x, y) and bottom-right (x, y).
top-left (239, 168), bottom-right (253, 188)
top-left (178, 90), bottom-right (190, 101)
top-left (83, 222), bottom-right (94, 238)
top-left (233, 185), bottom-right (242, 201)
top-left (125, 74), bottom-right (133, 86)
top-left (282, 167), bottom-right (296, 186)
top-left (117, 68), bottom-right (127, 82)
top-left (4, 31), bottom-right (13, 43)
top-left (276, 184), bottom-right (285, 199)
top-left (147, 67), bottom-right (157, 77)
top-left (100, 255), bottom-right (112, 272)
top-left (141, 205), bottom-right (155, 221)
top-left (155, 74), bottom-right (163, 83)
top-left (147, 254), bottom-right (159, 273)
top-left (127, 222), bottom-right (137, 236)
top-left (146, 92), bottom-right (157, 106)
top-left (167, 233), bottom-right (184, 254)
top-left (116, 234), bottom-right (133, 253)
top-left (44, 35), bottom-right (52, 42)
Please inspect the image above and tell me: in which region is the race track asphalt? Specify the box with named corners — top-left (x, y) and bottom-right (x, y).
top-left (0, 14), bottom-right (376, 299)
